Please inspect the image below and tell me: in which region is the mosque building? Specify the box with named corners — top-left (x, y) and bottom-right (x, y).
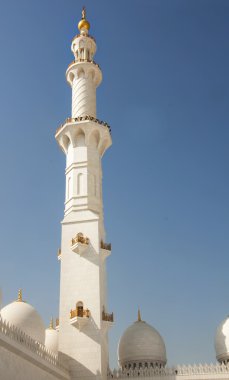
top-left (0, 8), bottom-right (229, 380)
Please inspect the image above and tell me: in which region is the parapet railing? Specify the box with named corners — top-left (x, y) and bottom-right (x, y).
top-left (0, 316), bottom-right (67, 372)
top-left (72, 34), bottom-right (96, 43)
top-left (56, 116), bottom-right (111, 136)
top-left (101, 240), bottom-right (111, 251)
top-left (70, 308), bottom-right (90, 319)
top-left (67, 59), bottom-right (100, 70)
top-left (108, 363), bottom-right (229, 378)
top-left (71, 232), bottom-right (89, 246)
top-left (102, 310), bottom-right (114, 322)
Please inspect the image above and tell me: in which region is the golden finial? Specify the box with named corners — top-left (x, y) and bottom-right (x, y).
top-left (17, 289), bottom-right (23, 302)
top-left (78, 6), bottom-right (90, 32)
top-left (137, 307), bottom-right (142, 322)
top-left (49, 317), bottom-right (54, 329)
top-left (82, 6), bottom-right (86, 20)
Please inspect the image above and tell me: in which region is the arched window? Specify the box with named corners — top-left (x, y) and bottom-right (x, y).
top-left (76, 301), bottom-right (84, 317)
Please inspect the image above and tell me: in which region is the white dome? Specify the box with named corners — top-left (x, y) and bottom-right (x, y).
top-left (118, 317), bottom-right (167, 368)
top-left (45, 328), bottom-right (59, 354)
top-left (0, 300), bottom-right (45, 344)
top-left (215, 316), bottom-right (229, 362)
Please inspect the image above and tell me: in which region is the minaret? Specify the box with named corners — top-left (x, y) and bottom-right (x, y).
top-left (55, 8), bottom-right (113, 380)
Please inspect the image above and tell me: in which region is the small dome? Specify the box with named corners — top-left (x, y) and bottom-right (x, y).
top-left (45, 320), bottom-right (58, 354)
top-left (118, 312), bottom-right (167, 369)
top-left (215, 316), bottom-right (229, 362)
top-left (0, 291), bottom-right (45, 344)
top-left (78, 19), bottom-right (90, 32)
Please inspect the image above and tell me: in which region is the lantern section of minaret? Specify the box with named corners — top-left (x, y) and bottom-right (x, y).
top-left (55, 8), bottom-right (113, 380)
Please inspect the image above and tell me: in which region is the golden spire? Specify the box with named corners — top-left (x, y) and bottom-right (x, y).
top-left (82, 6), bottom-right (86, 19)
top-left (17, 289), bottom-right (23, 302)
top-left (138, 307), bottom-right (142, 322)
top-left (49, 317), bottom-right (54, 329)
top-left (78, 6), bottom-right (90, 32)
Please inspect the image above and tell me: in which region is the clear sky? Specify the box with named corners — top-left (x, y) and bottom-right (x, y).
top-left (0, 0), bottom-right (228, 369)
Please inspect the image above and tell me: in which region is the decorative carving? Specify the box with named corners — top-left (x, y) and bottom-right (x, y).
top-left (71, 232), bottom-right (89, 246)
top-left (101, 240), bottom-right (111, 251)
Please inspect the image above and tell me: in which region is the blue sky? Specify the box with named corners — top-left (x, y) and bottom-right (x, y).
top-left (0, 0), bottom-right (228, 369)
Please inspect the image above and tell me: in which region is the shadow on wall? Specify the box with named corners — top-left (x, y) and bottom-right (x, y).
top-left (59, 352), bottom-right (103, 380)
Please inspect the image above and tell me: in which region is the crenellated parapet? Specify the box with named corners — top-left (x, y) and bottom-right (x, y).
top-left (0, 316), bottom-right (68, 373)
top-left (108, 363), bottom-right (229, 379)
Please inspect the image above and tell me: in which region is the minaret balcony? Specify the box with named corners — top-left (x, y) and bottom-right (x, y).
top-left (102, 309), bottom-right (114, 330)
top-left (71, 233), bottom-right (90, 256)
top-left (56, 115), bottom-right (111, 136)
top-left (70, 308), bottom-right (90, 330)
top-left (100, 240), bottom-right (111, 260)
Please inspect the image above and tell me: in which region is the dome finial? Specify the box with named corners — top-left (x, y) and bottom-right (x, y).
top-left (49, 317), bottom-right (54, 329)
top-left (82, 6), bottom-right (86, 20)
top-left (137, 307), bottom-right (142, 322)
top-left (78, 6), bottom-right (90, 33)
top-left (17, 289), bottom-right (23, 302)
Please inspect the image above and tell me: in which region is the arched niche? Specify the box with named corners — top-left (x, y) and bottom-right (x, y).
top-left (74, 128), bottom-right (86, 147)
top-left (76, 301), bottom-right (84, 317)
top-left (88, 129), bottom-right (100, 148)
top-left (61, 134), bottom-right (70, 154)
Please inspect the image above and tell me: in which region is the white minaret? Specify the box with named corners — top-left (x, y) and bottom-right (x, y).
top-left (55, 8), bottom-right (113, 380)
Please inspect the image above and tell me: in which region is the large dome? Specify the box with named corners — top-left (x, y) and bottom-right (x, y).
top-left (118, 312), bottom-right (167, 369)
top-left (0, 291), bottom-right (45, 344)
top-left (215, 316), bottom-right (229, 363)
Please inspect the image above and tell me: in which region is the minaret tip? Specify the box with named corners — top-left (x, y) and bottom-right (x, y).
top-left (17, 289), bottom-right (23, 302)
top-left (138, 307), bottom-right (142, 322)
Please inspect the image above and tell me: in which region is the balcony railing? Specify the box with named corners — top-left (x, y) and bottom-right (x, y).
top-left (71, 233), bottom-right (89, 246)
top-left (101, 240), bottom-right (111, 251)
top-left (70, 308), bottom-right (90, 319)
top-left (67, 59), bottom-right (100, 70)
top-left (72, 33), bottom-right (96, 43)
top-left (102, 310), bottom-right (114, 322)
top-left (56, 115), bottom-right (111, 136)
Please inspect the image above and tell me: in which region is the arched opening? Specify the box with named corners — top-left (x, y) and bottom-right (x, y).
top-left (76, 301), bottom-right (84, 317)
top-left (62, 135), bottom-right (70, 153)
top-left (74, 128), bottom-right (85, 147)
top-left (89, 130), bottom-right (100, 148)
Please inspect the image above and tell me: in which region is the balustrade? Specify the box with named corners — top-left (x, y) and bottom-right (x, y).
top-left (70, 308), bottom-right (90, 319)
top-left (102, 310), bottom-right (114, 322)
top-left (56, 115), bottom-right (111, 135)
top-left (101, 240), bottom-right (111, 251)
top-left (0, 316), bottom-right (67, 371)
top-left (71, 232), bottom-right (89, 246)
